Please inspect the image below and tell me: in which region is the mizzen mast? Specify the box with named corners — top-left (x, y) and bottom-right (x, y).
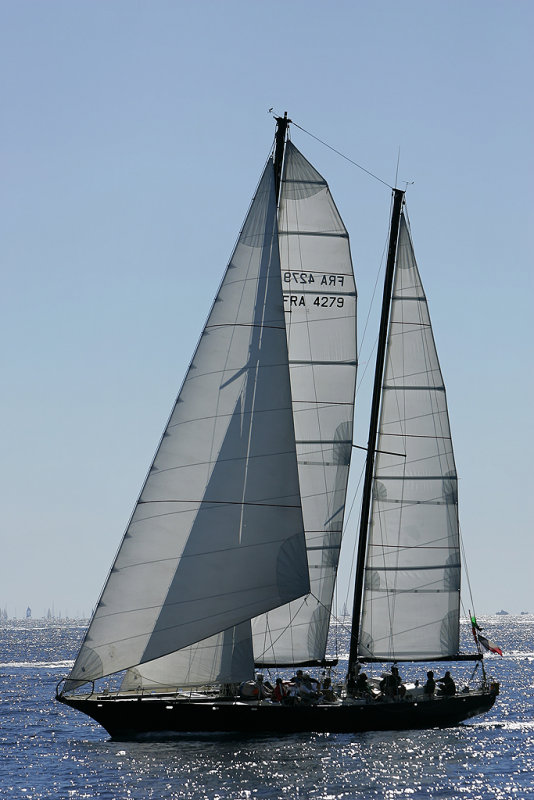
top-left (348, 188), bottom-right (405, 674)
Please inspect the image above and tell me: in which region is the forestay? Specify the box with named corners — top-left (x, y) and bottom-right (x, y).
top-left (252, 142), bottom-right (357, 665)
top-left (67, 162), bottom-right (310, 687)
top-left (359, 213), bottom-right (460, 661)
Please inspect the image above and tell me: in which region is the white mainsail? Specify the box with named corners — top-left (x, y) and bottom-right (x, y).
top-left (252, 142), bottom-right (357, 665)
top-left (359, 213), bottom-right (460, 661)
top-left (67, 162), bottom-right (310, 687)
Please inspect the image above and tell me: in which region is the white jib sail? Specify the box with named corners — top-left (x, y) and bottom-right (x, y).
top-left (67, 162), bottom-right (310, 686)
top-left (359, 213), bottom-right (460, 661)
top-left (252, 142), bottom-right (357, 665)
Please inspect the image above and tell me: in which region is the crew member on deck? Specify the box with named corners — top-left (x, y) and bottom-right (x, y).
top-left (320, 676), bottom-right (337, 702)
top-left (272, 677), bottom-right (288, 703)
top-left (255, 674), bottom-right (273, 699)
top-left (437, 671), bottom-right (456, 696)
top-left (380, 665), bottom-right (406, 698)
top-left (423, 670), bottom-right (436, 697)
top-left (355, 672), bottom-right (373, 698)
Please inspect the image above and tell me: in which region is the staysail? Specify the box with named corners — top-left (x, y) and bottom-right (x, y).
top-left (66, 161), bottom-right (310, 687)
top-left (358, 212), bottom-right (460, 661)
top-left (252, 141), bottom-right (357, 665)
top-left (120, 624), bottom-right (254, 690)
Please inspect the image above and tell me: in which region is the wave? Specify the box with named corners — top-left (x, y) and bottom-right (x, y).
top-left (0, 660), bottom-right (74, 669)
top-left (470, 719), bottom-right (534, 731)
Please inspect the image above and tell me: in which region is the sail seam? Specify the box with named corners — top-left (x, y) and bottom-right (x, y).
top-left (366, 564), bottom-right (460, 572)
top-left (279, 231), bottom-right (349, 238)
top-left (166, 401), bottom-right (353, 429)
top-left (147, 450), bottom-right (307, 473)
top-left (295, 439), bottom-right (352, 444)
top-left (375, 475), bottom-right (456, 480)
top-left (289, 359), bottom-right (357, 365)
top-left (366, 588), bottom-right (458, 594)
top-left (138, 498), bottom-right (301, 508)
top-left (284, 289), bottom-right (356, 296)
top-left (204, 323), bottom-right (285, 330)
top-left (293, 400), bottom-right (354, 405)
top-left (373, 498), bottom-right (454, 506)
top-left (283, 178), bottom-right (326, 186)
top-left (380, 432), bottom-right (452, 439)
top-left (390, 321), bottom-right (431, 327)
top-left (382, 385), bottom-right (445, 391)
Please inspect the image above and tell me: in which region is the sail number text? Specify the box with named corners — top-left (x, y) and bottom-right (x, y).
top-left (284, 295), bottom-right (345, 308)
top-left (283, 271), bottom-right (345, 286)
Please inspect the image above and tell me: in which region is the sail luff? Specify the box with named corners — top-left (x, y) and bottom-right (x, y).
top-left (66, 161), bottom-right (310, 687)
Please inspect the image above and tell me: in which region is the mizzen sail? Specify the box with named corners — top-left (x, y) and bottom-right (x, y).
top-left (358, 213), bottom-right (460, 661)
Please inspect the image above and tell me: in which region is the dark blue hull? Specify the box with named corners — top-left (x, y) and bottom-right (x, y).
top-left (58, 689), bottom-right (498, 739)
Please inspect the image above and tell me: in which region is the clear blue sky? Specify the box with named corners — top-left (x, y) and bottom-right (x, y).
top-left (1, 0), bottom-right (532, 619)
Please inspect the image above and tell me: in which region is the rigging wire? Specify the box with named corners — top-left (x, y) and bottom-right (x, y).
top-left (290, 120), bottom-right (394, 190)
top-left (354, 191), bottom-right (394, 398)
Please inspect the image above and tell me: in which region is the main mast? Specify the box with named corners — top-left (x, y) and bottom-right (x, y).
top-left (348, 188), bottom-right (405, 674)
top-left (273, 112), bottom-right (290, 201)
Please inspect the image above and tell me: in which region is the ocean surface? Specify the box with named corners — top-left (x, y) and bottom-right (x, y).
top-left (0, 616), bottom-right (532, 800)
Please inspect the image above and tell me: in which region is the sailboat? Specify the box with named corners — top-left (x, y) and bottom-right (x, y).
top-left (57, 114), bottom-right (499, 736)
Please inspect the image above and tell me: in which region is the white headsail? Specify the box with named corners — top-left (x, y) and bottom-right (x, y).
top-left (252, 142), bottom-right (357, 665)
top-left (67, 161), bottom-right (310, 687)
top-left (359, 213), bottom-right (460, 661)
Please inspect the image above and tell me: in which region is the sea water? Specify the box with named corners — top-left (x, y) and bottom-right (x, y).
top-left (0, 616), bottom-right (532, 800)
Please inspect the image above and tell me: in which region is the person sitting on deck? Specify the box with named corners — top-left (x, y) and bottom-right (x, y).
top-left (436, 671), bottom-right (456, 696)
top-left (290, 669), bottom-right (304, 684)
top-left (320, 676), bottom-right (337, 702)
top-left (298, 674), bottom-right (321, 703)
top-left (423, 670), bottom-right (436, 698)
top-left (272, 678), bottom-right (289, 704)
top-left (354, 672), bottom-right (373, 698)
top-left (286, 682), bottom-right (301, 704)
top-left (379, 666), bottom-right (406, 699)
top-left (255, 674), bottom-right (273, 699)
top-left (308, 673), bottom-right (321, 691)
